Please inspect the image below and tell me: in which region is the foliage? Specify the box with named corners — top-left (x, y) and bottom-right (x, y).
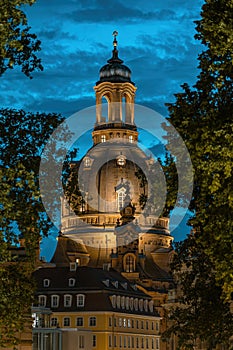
top-left (135, 153), bottom-right (178, 217)
top-left (164, 0), bottom-right (233, 300)
top-left (0, 109), bottom-right (77, 346)
top-left (0, 0), bottom-right (42, 77)
top-left (0, 260), bottom-right (35, 348)
top-left (162, 234), bottom-right (233, 350)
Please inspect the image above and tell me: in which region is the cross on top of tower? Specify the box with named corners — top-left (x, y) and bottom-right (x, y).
top-left (112, 30), bottom-right (118, 48)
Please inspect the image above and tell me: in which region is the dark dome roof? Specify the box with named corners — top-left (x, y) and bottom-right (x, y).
top-left (96, 34), bottom-right (133, 85)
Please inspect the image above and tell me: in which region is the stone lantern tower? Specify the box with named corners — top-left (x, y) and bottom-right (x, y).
top-left (61, 32), bottom-right (173, 276)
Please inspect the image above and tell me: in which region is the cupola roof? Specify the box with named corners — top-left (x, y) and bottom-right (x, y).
top-left (96, 31), bottom-right (133, 85)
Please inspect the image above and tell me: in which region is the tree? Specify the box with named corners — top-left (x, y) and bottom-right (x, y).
top-left (162, 234), bottom-right (233, 350)
top-left (162, 0), bottom-right (233, 346)
top-left (0, 109), bottom-right (77, 346)
top-left (0, 0), bottom-right (42, 77)
top-left (0, 165), bottom-right (39, 348)
top-left (164, 0), bottom-right (233, 300)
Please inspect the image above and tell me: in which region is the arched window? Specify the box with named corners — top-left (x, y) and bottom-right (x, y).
top-left (139, 299), bottom-right (143, 312)
top-left (129, 298), bottom-right (134, 311)
top-left (125, 297), bottom-right (129, 310)
top-left (117, 188), bottom-right (126, 211)
top-left (116, 295), bottom-right (121, 309)
top-left (121, 296), bottom-right (125, 309)
top-left (111, 295), bottom-right (116, 308)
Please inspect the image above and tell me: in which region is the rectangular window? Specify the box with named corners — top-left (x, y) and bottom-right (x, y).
top-left (146, 321), bottom-right (148, 330)
top-left (114, 336), bottom-right (117, 347)
top-left (136, 320), bottom-right (139, 329)
top-left (141, 320), bottom-right (144, 329)
top-left (152, 338), bottom-right (154, 349)
top-left (131, 337), bottom-right (134, 348)
top-left (109, 317), bottom-right (112, 327)
top-left (119, 318), bottom-right (122, 327)
top-left (76, 317), bottom-right (83, 327)
top-left (38, 295), bottom-right (46, 307)
top-left (64, 295), bottom-right (72, 307)
top-left (79, 335), bottom-right (84, 349)
top-left (152, 322), bottom-right (154, 330)
top-left (131, 319), bottom-right (134, 328)
top-left (141, 337), bottom-right (144, 349)
top-left (92, 335), bottom-right (96, 347)
top-left (124, 336), bottom-right (126, 348)
top-left (63, 317), bottom-right (70, 327)
top-left (156, 322), bottom-right (159, 332)
top-left (51, 295), bottom-right (59, 308)
top-left (136, 337), bottom-right (139, 348)
top-left (89, 316), bottom-right (96, 326)
top-left (119, 335), bottom-right (122, 348)
top-left (128, 336), bottom-right (130, 348)
top-left (51, 317), bottom-right (58, 327)
top-left (77, 294), bottom-right (85, 307)
top-left (146, 338), bottom-right (149, 349)
top-left (109, 335), bottom-right (112, 347)
top-left (156, 338), bottom-right (159, 350)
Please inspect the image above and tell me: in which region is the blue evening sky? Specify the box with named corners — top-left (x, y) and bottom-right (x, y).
top-left (2, 0), bottom-right (203, 118)
top-left (2, 0), bottom-right (205, 259)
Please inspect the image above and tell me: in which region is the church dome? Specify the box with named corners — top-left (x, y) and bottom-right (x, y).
top-left (96, 31), bottom-right (133, 85)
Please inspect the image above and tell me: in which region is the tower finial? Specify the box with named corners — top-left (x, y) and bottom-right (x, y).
top-left (112, 30), bottom-right (118, 48)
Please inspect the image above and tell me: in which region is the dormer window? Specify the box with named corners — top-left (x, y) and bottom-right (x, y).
top-left (112, 281), bottom-right (118, 288)
top-left (111, 295), bottom-right (116, 308)
top-left (121, 282), bottom-right (127, 290)
top-left (70, 262), bottom-right (77, 271)
top-left (102, 279), bottom-right (110, 287)
top-left (43, 279), bottom-right (50, 287)
top-left (69, 278), bottom-right (76, 287)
